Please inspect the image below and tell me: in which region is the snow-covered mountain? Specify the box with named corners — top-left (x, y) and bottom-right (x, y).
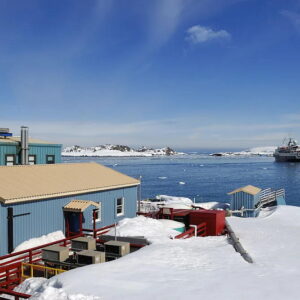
top-left (62, 144), bottom-right (182, 157)
top-left (210, 146), bottom-right (276, 157)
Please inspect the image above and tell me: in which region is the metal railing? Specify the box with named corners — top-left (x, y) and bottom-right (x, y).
top-left (21, 263), bottom-right (65, 279)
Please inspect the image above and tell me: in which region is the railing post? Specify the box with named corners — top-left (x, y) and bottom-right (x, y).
top-left (28, 250), bottom-right (32, 263)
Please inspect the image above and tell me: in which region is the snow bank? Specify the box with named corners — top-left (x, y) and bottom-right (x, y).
top-left (210, 146), bottom-right (276, 157)
top-left (155, 195), bottom-right (193, 205)
top-left (13, 231), bottom-right (65, 253)
top-left (193, 201), bottom-right (230, 210)
top-left (19, 205), bottom-right (300, 300)
top-left (105, 216), bottom-right (180, 243)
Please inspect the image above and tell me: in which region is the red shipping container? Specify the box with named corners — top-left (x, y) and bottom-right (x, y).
top-left (188, 210), bottom-right (225, 236)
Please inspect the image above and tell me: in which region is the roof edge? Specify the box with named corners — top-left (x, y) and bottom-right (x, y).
top-left (2, 182), bottom-right (140, 204)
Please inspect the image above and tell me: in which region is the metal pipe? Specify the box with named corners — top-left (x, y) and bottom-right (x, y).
top-left (189, 225), bottom-right (198, 237)
top-left (20, 126), bottom-right (29, 165)
top-left (7, 208), bottom-right (14, 253)
top-left (226, 220), bottom-right (254, 263)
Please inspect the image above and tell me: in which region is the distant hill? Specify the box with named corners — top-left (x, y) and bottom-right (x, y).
top-left (62, 144), bottom-right (183, 157)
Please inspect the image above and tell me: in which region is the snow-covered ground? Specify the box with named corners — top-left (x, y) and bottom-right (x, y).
top-left (210, 146), bottom-right (276, 157)
top-left (62, 145), bottom-right (183, 157)
top-left (105, 216), bottom-right (180, 243)
top-left (14, 205), bottom-right (300, 300)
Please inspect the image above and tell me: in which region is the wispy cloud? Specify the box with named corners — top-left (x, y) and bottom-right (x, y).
top-left (281, 10), bottom-right (300, 32)
top-left (186, 25), bottom-right (231, 44)
top-left (4, 115), bottom-right (300, 149)
top-left (147, 0), bottom-right (184, 50)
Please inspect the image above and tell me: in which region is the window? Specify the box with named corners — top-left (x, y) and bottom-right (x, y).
top-left (116, 197), bottom-right (124, 216)
top-left (5, 155), bottom-right (16, 166)
top-left (46, 155), bottom-right (55, 164)
top-left (28, 155), bottom-right (36, 165)
top-left (94, 203), bottom-right (102, 222)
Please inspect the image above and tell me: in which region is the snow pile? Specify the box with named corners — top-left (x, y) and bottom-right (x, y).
top-left (13, 231), bottom-right (65, 253)
top-left (193, 201), bottom-right (230, 210)
top-left (155, 195), bottom-right (193, 206)
top-left (17, 205), bottom-right (300, 300)
top-left (62, 145), bottom-right (181, 157)
top-left (105, 216), bottom-right (180, 243)
top-left (14, 277), bottom-right (100, 300)
top-left (140, 195), bottom-right (228, 212)
top-left (210, 146), bottom-right (276, 157)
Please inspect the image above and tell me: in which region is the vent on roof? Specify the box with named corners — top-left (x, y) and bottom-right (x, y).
top-left (0, 128), bottom-right (12, 138)
top-left (20, 126), bottom-right (29, 165)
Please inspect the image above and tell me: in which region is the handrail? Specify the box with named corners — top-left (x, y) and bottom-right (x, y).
top-left (175, 222), bottom-right (206, 239)
top-left (0, 287), bottom-right (31, 299)
top-left (21, 262), bottom-right (66, 279)
top-left (0, 234), bottom-right (83, 266)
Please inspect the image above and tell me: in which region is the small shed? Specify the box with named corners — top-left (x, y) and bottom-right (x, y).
top-left (0, 162), bottom-right (140, 255)
top-left (228, 185), bottom-right (261, 217)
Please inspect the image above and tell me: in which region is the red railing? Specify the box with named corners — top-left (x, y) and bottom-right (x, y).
top-left (175, 222), bottom-right (206, 239)
top-left (0, 234), bottom-right (83, 292)
top-left (82, 224), bottom-right (116, 238)
top-left (0, 287), bottom-right (31, 299)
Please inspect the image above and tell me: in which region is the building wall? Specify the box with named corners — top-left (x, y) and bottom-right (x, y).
top-left (0, 142), bottom-right (62, 165)
top-left (29, 144), bottom-right (62, 164)
top-left (0, 186), bottom-right (138, 256)
top-left (0, 143), bottom-right (18, 165)
top-left (230, 191), bottom-right (260, 217)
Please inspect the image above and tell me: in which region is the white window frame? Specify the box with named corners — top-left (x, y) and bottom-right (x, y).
top-left (116, 197), bottom-right (124, 217)
top-left (28, 155), bottom-right (36, 165)
top-left (5, 154), bottom-right (15, 166)
top-left (95, 202), bottom-right (102, 222)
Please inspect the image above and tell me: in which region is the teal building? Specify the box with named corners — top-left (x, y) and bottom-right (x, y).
top-left (0, 127), bottom-right (62, 166)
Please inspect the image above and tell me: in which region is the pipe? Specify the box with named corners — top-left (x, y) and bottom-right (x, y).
top-left (20, 126), bottom-right (29, 165)
top-left (7, 207), bottom-right (14, 253)
top-left (226, 220), bottom-right (254, 264)
top-left (189, 225), bottom-right (198, 237)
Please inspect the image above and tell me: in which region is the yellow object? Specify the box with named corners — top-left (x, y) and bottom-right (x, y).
top-left (63, 200), bottom-right (99, 212)
top-left (21, 262), bottom-right (66, 279)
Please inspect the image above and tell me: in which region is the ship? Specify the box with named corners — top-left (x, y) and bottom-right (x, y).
top-left (273, 138), bottom-right (300, 162)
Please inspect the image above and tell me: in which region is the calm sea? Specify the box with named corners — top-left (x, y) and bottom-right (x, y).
top-left (62, 154), bottom-right (300, 207)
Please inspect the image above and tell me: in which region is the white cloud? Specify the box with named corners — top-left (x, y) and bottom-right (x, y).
top-left (281, 10), bottom-right (300, 32)
top-left (4, 115), bottom-right (300, 150)
top-left (186, 25), bottom-right (231, 44)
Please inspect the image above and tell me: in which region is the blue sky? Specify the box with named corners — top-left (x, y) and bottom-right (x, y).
top-left (1, 0), bottom-right (300, 149)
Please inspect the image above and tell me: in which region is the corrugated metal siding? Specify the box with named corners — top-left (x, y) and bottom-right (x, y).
top-left (230, 192), bottom-right (255, 217)
top-left (0, 144), bottom-right (18, 165)
top-left (0, 143), bottom-right (62, 165)
top-left (0, 186), bottom-right (137, 255)
top-left (29, 144), bottom-right (62, 164)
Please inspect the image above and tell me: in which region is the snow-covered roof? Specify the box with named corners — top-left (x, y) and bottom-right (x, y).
top-left (0, 162), bottom-right (140, 204)
top-left (228, 185), bottom-right (261, 196)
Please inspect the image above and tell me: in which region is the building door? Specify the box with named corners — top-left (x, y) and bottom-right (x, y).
top-left (64, 212), bottom-right (82, 236)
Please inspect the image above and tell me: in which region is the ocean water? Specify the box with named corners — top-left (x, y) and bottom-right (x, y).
top-left (62, 155), bottom-right (300, 206)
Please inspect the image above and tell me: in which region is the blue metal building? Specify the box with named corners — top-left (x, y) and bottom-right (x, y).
top-left (0, 162), bottom-right (140, 255)
top-left (228, 185), bottom-right (286, 217)
top-left (0, 127), bottom-right (62, 166)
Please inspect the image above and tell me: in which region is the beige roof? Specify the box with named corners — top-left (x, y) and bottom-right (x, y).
top-left (0, 162), bottom-right (140, 204)
top-left (228, 185), bottom-right (261, 196)
top-left (63, 200), bottom-right (99, 212)
top-left (0, 136), bottom-right (60, 145)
